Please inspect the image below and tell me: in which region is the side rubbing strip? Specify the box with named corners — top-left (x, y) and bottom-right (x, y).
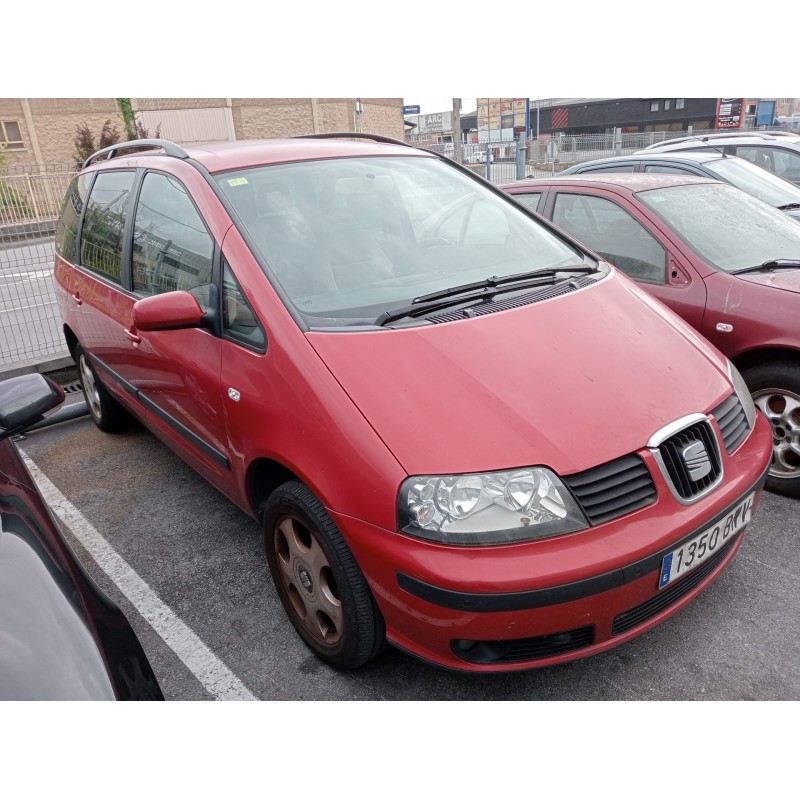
top-left (91, 356), bottom-right (230, 470)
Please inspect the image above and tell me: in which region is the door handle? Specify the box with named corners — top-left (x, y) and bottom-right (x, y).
top-left (71, 292), bottom-right (83, 305)
top-left (123, 328), bottom-right (141, 345)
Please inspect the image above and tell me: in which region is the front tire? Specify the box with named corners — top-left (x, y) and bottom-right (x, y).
top-left (76, 344), bottom-right (133, 432)
top-left (263, 481), bottom-right (385, 669)
top-left (743, 361), bottom-right (800, 497)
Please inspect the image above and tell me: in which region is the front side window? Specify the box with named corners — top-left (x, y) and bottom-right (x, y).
top-left (55, 174), bottom-right (92, 262)
top-left (215, 156), bottom-right (588, 327)
top-left (736, 146), bottom-right (800, 184)
top-left (222, 261), bottom-right (265, 350)
top-left (80, 171), bottom-right (135, 284)
top-left (552, 193), bottom-right (666, 283)
top-left (638, 182), bottom-right (800, 272)
top-left (583, 164), bottom-right (636, 174)
top-left (131, 172), bottom-right (213, 307)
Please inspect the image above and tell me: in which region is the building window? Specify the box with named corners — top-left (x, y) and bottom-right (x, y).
top-left (650, 101), bottom-right (659, 112)
top-left (1, 120), bottom-right (24, 150)
top-left (676, 99), bottom-right (685, 110)
top-left (664, 100), bottom-right (671, 111)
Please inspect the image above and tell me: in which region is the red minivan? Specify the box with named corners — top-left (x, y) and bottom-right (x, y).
top-left (53, 136), bottom-right (772, 672)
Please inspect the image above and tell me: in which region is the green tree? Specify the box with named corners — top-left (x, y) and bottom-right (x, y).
top-left (72, 119), bottom-right (122, 165)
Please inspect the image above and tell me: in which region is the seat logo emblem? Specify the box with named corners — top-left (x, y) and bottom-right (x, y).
top-left (681, 440), bottom-right (711, 480)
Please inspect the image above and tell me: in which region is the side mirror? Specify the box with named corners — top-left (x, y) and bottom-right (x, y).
top-left (0, 374), bottom-right (65, 442)
top-left (132, 291), bottom-right (206, 332)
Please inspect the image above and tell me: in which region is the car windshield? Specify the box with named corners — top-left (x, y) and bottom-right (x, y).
top-left (703, 156), bottom-right (800, 207)
top-left (637, 183), bottom-right (800, 273)
top-left (215, 155), bottom-right (586, 326)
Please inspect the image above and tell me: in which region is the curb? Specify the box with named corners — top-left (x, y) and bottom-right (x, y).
top-left (0, 353), bottom-right (76, 381)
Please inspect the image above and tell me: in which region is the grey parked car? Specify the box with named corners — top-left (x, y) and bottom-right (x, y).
top-left (559, 151), bottom-right (800, 220)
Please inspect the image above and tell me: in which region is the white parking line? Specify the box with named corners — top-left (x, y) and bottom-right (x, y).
top-left (19, 451), bottom-right (258, 701)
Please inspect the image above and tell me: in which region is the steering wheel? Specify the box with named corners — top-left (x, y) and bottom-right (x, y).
top-left (398, 238), bottom-right (453, 271)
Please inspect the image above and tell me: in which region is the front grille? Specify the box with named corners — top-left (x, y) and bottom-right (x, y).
top-left (612, 533), bottom-right (739, 635)
top-left (427, 275), bottom-right (596, 324)
top-left (658, 421), bottom-right (721, 500)
top-left (563, 454), bottom-right (657, 525)
top-left (713, 393), bottom-right (750, 453)
top-left (453, 625), bottom-right (594, 665)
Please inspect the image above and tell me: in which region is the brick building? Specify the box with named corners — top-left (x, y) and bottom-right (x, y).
top-left (0, 98), bottom-right (405, 165)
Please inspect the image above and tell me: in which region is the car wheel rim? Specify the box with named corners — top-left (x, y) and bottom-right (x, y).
top-left (79, 354), bottom-right (102, 422)
top-left (273, 514), bottom-right (343, 646)
top-left (753, 387), bottom-right (800, 479)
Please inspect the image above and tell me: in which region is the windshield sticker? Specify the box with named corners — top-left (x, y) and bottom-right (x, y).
top-left (648, 195), bottom-right (666, 203)
top-left (227, 177), bottom-right (249, 187)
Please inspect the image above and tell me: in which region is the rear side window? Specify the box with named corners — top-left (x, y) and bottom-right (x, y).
top-left (54, 174), bottom-right (92, 262)
top-left (131, 172), bottom-right (213, 306)
top-left (80, 171), bottom-right (136, 284)
top-left (513, 192), bottom-right (542, 210)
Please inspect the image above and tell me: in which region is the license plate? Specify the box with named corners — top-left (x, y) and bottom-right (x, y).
top-left (659, 492), bottom-right (755, 589)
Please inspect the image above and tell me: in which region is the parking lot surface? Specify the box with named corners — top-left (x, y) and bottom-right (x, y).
top-left (15, 404), bottom-right (800, 701)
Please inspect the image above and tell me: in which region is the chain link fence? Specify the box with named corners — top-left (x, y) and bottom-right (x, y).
top-left (1, 162), bottom-right (76, 372)
top-left (430, 129), bottom-right (718, 184)
top-left (0, 128), bottom-right (720, 371)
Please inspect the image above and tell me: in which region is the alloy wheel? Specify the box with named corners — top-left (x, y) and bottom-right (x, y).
top-left (273, 514), bottom-right (343, 646)
top-left (753, 387), bottom-right (800, 478)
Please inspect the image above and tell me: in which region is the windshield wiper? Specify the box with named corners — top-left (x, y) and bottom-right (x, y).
top-left (778, 203), bottom-right (800, 210)
top-left (412, 265), bottom-right (598, 305)
top-left (733, 259), bottom-right (800, 275)
top-left (375, 268), bottom-right (595, 327)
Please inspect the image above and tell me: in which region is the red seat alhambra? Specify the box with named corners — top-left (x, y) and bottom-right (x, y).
top-left (53, 135), bottom-right (772, 672)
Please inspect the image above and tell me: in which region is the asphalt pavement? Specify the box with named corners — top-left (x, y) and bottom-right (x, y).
top-left (13, 408), bottom-right (800, 701)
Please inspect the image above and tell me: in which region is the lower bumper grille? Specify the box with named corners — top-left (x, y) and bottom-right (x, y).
top-left (453, 625), bottom-right (594, 665)
top-left (611, 533), bottom-right (740, 636)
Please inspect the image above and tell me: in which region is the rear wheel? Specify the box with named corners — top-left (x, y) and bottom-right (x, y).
top-left (263, 480), bottom-right (385, 669)
top-left (76, 344), bottom-right (133, 432)
top-left (743, 362), bottom-right (800, 498)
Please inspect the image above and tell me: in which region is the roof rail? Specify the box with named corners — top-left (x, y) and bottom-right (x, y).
top-left (82, 138), bottom-right (190, 169)
top-left (293, 132), bottom-right (413, 149)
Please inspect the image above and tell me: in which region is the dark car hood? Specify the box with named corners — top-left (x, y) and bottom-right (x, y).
top-left (308, 272), bottom-right (732, 477)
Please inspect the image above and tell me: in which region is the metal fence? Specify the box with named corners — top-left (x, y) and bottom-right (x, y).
top-left (0, 162), bottom-right (76, 371)
top-left (428, 128), bottom-right (718, 184)
top-left (0, 128), bottom-right (722, 371)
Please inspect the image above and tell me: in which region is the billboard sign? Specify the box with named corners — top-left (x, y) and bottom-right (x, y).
top-left (403, 105), bottom-right (421, 115)
top-left (716, 98), bottom-right (744, 129)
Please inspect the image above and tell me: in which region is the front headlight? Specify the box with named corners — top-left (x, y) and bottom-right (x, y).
top-left (728, 361), bottom-right (756, 428)
top-left (398, 467), bottom-right (588, 546)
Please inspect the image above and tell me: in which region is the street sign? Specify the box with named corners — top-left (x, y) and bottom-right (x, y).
top-left (403, 105), bottom-right (420, 115)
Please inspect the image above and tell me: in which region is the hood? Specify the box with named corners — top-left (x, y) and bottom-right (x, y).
top-left (307, 273), bottom-right (732, 477)
top-left (738, 268), bottom-right (800, 294)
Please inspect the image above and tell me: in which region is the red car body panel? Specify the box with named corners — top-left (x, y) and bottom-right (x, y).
top-left (308, 272), bottom-right (732, 477)
top-left (501, 174), bottom-right (800, 364)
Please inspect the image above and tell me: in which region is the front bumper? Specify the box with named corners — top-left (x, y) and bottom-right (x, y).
top-left (331, 413), bottom-right (772, 672)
